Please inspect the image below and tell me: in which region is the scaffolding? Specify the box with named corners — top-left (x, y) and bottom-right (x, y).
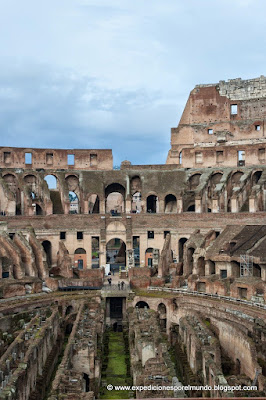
top-left (240, 254), bottom-right (253, 277)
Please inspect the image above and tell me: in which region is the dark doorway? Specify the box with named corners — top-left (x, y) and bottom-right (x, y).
top-left (135, 301), bottom-right (150, 309)
top-left (147, 195), bottom-right (158, 213)
top-left (83, 373), bottom-right (90, 392)
top-left (42, 240), bottom-right (52, 267)
top-left (110, 298), bottom-right (123, 319)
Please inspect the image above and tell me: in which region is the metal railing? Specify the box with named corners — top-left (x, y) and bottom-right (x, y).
top-left (148, 287), bottom-right (266, 310)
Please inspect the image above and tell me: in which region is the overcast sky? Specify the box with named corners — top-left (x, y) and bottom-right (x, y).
top-left (0, 0), bottom-right (265, 166)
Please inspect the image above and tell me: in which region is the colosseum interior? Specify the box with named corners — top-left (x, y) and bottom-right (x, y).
top-left (0, 76), bottom-right (265, 399)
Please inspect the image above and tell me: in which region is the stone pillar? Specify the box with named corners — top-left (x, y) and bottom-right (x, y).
top-left (126, 197), bottom-right (131, 214)
top-left (159, 199), bottom-right (164, 213)
top-left (231, 198), bottom-right (238, 213)
top-left (153, 249), bottom-right (160, 270)
top-left (177, 198), bottom-right (183, 213)
top-left (139, 235), bottom-right (146, 267)
top-left (84, 200), bottom-right (89, 214)
top-left (100, 199), bottom-right (105, 214)
top-left (212, 199), bottom-right (219, 213)
top-left (99, 241), bottom-right (106, 267)
top-left (87, 235), bottom-right (92, 268)
top-left (122, 298), bottom-right (126, 320)
top-left (46, 201), bottom-right (53, 215)
top-left (249, 197), bottom-right (255, 213)
top-left (127, 249), bottom-right (135, 268)
top-left (195, 199), bottom-right (202, 213)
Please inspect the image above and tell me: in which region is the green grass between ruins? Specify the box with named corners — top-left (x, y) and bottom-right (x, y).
top-left (101, 331), bottom-right (132, 399)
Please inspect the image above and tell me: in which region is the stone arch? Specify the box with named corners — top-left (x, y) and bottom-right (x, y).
top-left (35, 203), bottom-right (43, 215)
top-left (74, 248), bottom-right (86, 269)
top-left (146, 194), bottom-right (158, 213)
top-left (106, 238), bottom-right (126, 267)
top-left (130, 176), bottom-right (142, 212)
top-left (45, 174), bottom-right (64, 214)
top-left (186, 203), bottom-right (195, 212)
top-left (164, 194), bottom-right (177, 213)
top-left (189, 173), bottom-right (201, 190)
top-left (252, 170), bottom-right (262, 186)
top-left (42, 240), bottom-right (52, 267)
top-left (135, 301), bottom-right (150, 309)
top-left (3, 173), bottom-right (21, 215)
top-left (105, 183), bottom-right (125, 214)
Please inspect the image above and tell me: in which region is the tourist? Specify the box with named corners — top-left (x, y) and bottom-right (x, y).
top-left (121, 281), bottom-right (125, 290)
top-left (118, 281), bottom-right (121, 290)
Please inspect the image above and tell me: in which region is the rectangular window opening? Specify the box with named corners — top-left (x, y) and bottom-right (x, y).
top-left (195, 151), bottom-right (203, 164)
top-left (147, 231), bottom-right (154, 239)
top-left (258, 148), bottom-right (265, 161)
top-left (46, 153), bottom-right (54, 165)
top-left (4, 152), bottom-right (11, 164)
top-left (255, 125), bottom-right (261, 131)
top-left (220, 270), bottom-right (227, 279)
top-left (25, 152), bottom-right (32, 164)
top-left (77, 231), bottom-right (83, 240)
top-left (60, 231), bottom-right (66, 240)
top-left (90, 153), bottom-right (98, 166)
top-left (208, 129), bottom-right (213, 135)
top-left (216, 151), bottom-right (224, 163)
top-left (67, 154), bottom-right (75, 165)
top-left (164, 230), bottom-right (170, 238)
top-left (238, 150), bottom-right (245, 166)
top-left (231, 104), bottom-right (238, 115)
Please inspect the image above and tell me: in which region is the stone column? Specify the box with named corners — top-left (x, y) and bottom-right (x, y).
top-left (87, 235), bottom-right (92, 268)
top-left (249, 197), bottom-right (255, 212)
top-left (100, 198), bottom-right (105, 214)
top-left (177, 198), bottom-right (183, 213)
top-left (127, 249), bottom-right (135, 268)
top-left (231, 198), bottom-right (238, 213)
top-left (99, 241), bottom-right (106, 267)
top-left (212, 198), bottom-right (219, 213)
top-left (195, 198), bottom-right (202, 213)
top-left (158, 199), bottom-right (164, 213)
top-left (84, 200), bottom-right (89, 214)
top-left (126, 197), bottom-right (131, 214)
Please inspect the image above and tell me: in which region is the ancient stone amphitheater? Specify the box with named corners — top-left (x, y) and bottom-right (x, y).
top-left (0, 77), bottom-right (265, 399)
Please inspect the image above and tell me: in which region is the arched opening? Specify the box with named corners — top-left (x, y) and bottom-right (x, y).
top-left (24, 175), bottom-right (38, 200)
top-left (227, 199), bottom-right (231, 212)
top-left (88, 194), bottom-right (100, 214)
top-left (146, 195), bottom-right (158, 213)
top-left (135, 301), bottom-right (150, 309)
top-left (231, 171), bottom-right (244, 185)
top-left (3, 174), bottom-right (21, 215)
top-left (42, 240), bottom-right (52, 267)
top-left (189, 174), bottom-right (201, 190)
top-left (130, 176), bottom-right (142, 212)
top-left (106, 238), bottom-right (126, 272)
top-left (65, 323), bottom-right (73, 335)
top-left (1, 257), bottom-right (11, 278)
top-left (91, 237), bottom-right (99, 268)
top-left (187, 204), bottom-right (195, 212)
top-left (69, 191), bottom-right (79, 214)
top-left (253, 264), bottom-right (261, 277)
top-left (35, 204), bottom-right (43, 215)
top-left (131, 192), bottom-right (141, 213)
top-left (164, 194), bottom-right (177, 213)
top-left (187, 247), bottom-right (195, 275)
top-left (145, 247), bottom-right (154, 267)
top-left (252, 171), bottom-right (262, 186)
top-left (74, 248), bottom-right (86, 270)
top-left (197, 257), bottom-right (205, 276)
top-left (65, 305), bottom-right (73, 315)
top-left (158, 303), bottom-right (166, 314)
top-left (105, 183), bottom-right (125, 214)
top-left (179, 151), bottom-right (182, 165)
top-left (45, 175), bottom-right (64, 214)
top-left (178, 238), bottom-right (187, 264)
top-left (44, 175), bottom-right (57, 189)
top-left (208, 260), bottom-right (215, 275)
top-left (83, 373), bottom-right (90, 392)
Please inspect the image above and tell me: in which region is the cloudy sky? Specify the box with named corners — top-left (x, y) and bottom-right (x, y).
top-left (0, 0), bottom-right (265, 166)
